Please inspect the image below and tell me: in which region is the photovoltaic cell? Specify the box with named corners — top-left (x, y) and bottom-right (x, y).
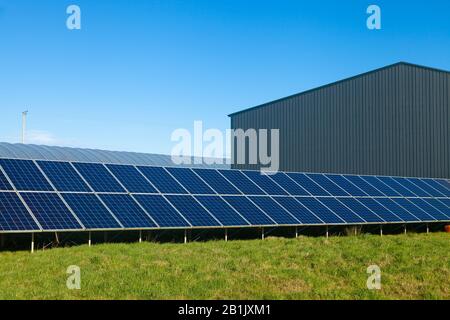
top-left (192, 169), bottom-right (241, 195)
top-left (218, 170), bottom-right (265, 195)
top-left (360, 176), bottom-right (400, 197)
top-left (249, 196), bottom-right (300, 225)
top-left (306, 174), bottom-right (349, 196)
top-left (165, 195), bottom-right (221, 226)
top-left (272, 197), bottom-right (323, 224)
top-left (375, 176), bottom-right (415, 197)
top-left (73, 163), bottom-right (126, 193)
top-left (100, 194), bottom-right (157, 228)
top-left (407, 178), bottom-right (446, 197)
top-left (37, 161), bottom-right (91, 192)
top-left (195, 196), bottom-right (249, 226)
top-left (422, 199), bottom-right (450, 220)
top-left (391, 177), bottom-right (431, 197)
top-left (0, 170), bottom-right (13, 191)
top-left (20, 192), bottom-right (82, 230)
top-left (223, 196), bottom-right (275, 225)
top-left (0, 159), bottom-right (53, 191)
top-left (337, 198), bottom-right (384, 223)
top-left (165, 167), bottom-right (216, 195)
top-left (133, 195), bottom-right (190, 227)
top-left (435, 179), bottom-right (450, 193)
top-left (422, 179), bottom-right (450, 197)
top-left (326, 175), bottom-right (367, 196)
top-left (392, 198), bottom-right (435, 222)
top-left (407, 198), bottom-right (449, 221)
top-left (436, 199), bottom-right (450, 219)
top-left (137, 166), bottom-right (187, 194)
top-left (268, 173), bottom-right (309, 195)
top-left (286, 173), bottom-right (330, 196)
top-left (106, 164), bottom-right (157, 193)
top-left (373, 198), bottom-right (420, 222)
top-left (242, 171), bottom-right (288, 195)
top-left (355, 198), bottom-right (403, 222)
top-left (343, 175), bottom-right (384, 196)
top-left (62, 193), bottom-right (121, 229)
top-left (295, 197), bottom-right (344, 224)
top-left (317, 198), bottom-right (365, 223)
top-left (0, 193), bottom-right (40, 231)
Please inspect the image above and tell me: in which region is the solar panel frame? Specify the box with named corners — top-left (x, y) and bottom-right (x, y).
top-left (218, 170), bottom-right (266, 195)
top-left (422, 179), bottom-right (450, 197)
top-left (37, 161), bottom-right (92, 192)
top-left (306, 174), bottom-right (350, 196)
top-left (106, 164), bottom-right (158, 194)
top-left (286, 173), bottom-right (331, 196)
top-left (343, 175), bottom-right (385, 197)
top-left (373, 198), bottom-right (420, 222)
top-left (359, 176), bottom-right (401, 197)
top-left (407, 198), bottom-right (449, 221)
top-left (137, 166), bottom-right (188, 194)
top-left (165, 195), bottom-right (222, 227)
top-left (295, 197), bottom-right (345, 224)
top-left (337, 197), bottom-right (385, 223)
top-left (165, 167), bottom-right (216, 195)
top-left (73, 162), bottom-right (126, 193)
top-left (242, 171), bottom-right (289, 195)
top-left (0, 168), bottom-right (14, 191)
top-left (192, 169), bottom-right (242, 195)
top-left (325, 175), bottom-right (368, 197)
top-left (376, 176), bottom-right (416, 197)
top-left (422, 199), bottom-right (450, 220)
top-left (354, 197), bottom-right (403, 222)
top-left (272, 196), bottom-right (324, 225)
top-left (267, 172), bottom-right (310, 196)
top-left (391, 198), bottom-right (436, 222)
top-left (195, 196), bottom-right (250, 226)
top-left (248, 196), bottom-right (300, 225)
top-left (223, 196), bottom-right (276, 226)
top-left (390, 177), bottom-right (432, 197)
top-left (405, 178), bottom-right (446, 197)
top-left (0, 192), bottom-right (41, 232)
top-left (0, 159), bottom-right (54, 191)
top-left (316, 197), bottom-right (366, 223)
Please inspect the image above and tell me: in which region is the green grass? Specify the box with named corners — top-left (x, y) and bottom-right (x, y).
top-left (0, 233), bottom-right (449, 300)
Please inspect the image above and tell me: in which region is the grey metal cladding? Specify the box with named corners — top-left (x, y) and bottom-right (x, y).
top-left (229, 63), bottom-right (450, 178)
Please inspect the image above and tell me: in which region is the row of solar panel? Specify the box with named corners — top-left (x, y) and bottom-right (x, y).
top-left (2, 159), bottom-right (450, 198)
top-left (1, 191), bottom-right (450, 232)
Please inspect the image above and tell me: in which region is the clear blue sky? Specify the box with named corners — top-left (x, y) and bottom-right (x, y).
top-left (1, 0), bottom-right (449, 155)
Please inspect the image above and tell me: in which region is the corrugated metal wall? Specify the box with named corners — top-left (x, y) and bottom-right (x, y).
top-left (230, 63), bottom-right (450, 178)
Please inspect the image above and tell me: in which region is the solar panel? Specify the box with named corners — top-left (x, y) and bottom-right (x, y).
top-left (435, 179), bottom-right (450, 193)
top-left (166, 195), bottom-right (221, 227)
top-left (337, 198), bottom-right (384, 223)
top-left (0, 170), bottom-right (13, 191)
top-left (359, 176), bottom-right (400, 197)
top-left (62, 193), bottom-right (122, 229)
top-left (306, 174), bottom-right (349, 196)
top-left (20, 192), bottom-right (83, 230)
top-left (391, 177), bottom-right (431, 197)
top-left (325, 175), bottom-right (368, 196)
top-left (242, 171), bottom-right (288, 195)
top-left (272, 196), bottom-right (323, 224)
top-left (99, 194), bottom-right (157, 228)
top-left (137, 166), bottom-right (187, 194)
top-left (391, 198), bottom-right (435, 222)
top-left (295, 197), bottom-right (345, 224)
top-left (106, 164), bottom-right (157, 193)
top-left (0, 193), bottom-right (40, 231)
top-left (267, 173), bottom-right (309, 195)
top-left (132, 195), bottom-right (190, 227)
top-left (343, 175), bottom-right (384, 196)
top-left (195, 196), bottom-right (249, 226)
top-left (317, 198), bottom-right (365, 223)
top-left (192, 169), bottom-right (241, 195)
top-left (73, 163), bottom-right (126, 193)
top-left (373, 198), bottom-right (420, 222)
top-left (436, 199), bottom-right (450, 219)
top-left (409, 178), bottom-right (447, 197)
top-left (286, 173), bottom-right (330, 196)
top-left (165, 167), bottom-right (216, 195)
top-left (407, 198), bottom-right (449, 221)
top-left (249, 196), bottom-right (300, 225)
top-left (223, 196), bottom-right (275, 225)
top-left (355, 198), bottom-right (403, 222)
top-left (37, 161), bottom-right (91, 192)
top-left (422, 199), bottom-right (450, 220)
top-left (0, 159), bottom-right (53, 191)
top-left (218, 170), bottom-right (265, 195)
top-left (375, 176), bottom-right (415, 197)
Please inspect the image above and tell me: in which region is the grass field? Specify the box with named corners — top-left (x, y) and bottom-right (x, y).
top-left (0, 233), bottom-right (448, 300)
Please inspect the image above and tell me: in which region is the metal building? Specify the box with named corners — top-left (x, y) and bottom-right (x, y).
top-left (229, 62), bottom-right (450, 178)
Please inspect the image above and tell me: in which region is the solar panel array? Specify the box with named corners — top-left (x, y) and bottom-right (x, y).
top-left (0, 158), bottom-right (449, 233)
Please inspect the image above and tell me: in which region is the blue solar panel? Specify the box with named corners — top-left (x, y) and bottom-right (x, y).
top-left (0, 193), bottom-right (40, 231)
top-left (375, 176), bottom-right (415, 197)
top-left (0, 159), bottom-right (53, 191)
top-left (0, 170), bottom-right (13, 191)
top-left (407, 198), bottom-right (448, 221)
top-left (37, 161), bottom-right (91, 192)
top-left (286, 173), bottom-right (330, 196)
top-left (373, 198), bottom-right (420, 222)
top-left (306, 174), bottom-right (349, 196)
top-left (325, 175), bottom-right (368, 196)
top-left (337, 198), bottom-right (384, 223)
top-left (218, 170), bottom-right (265, 195)
top-left (435, 179), bottom-right (450, 193)
top-left (436, 199), bottom-right (450, 219)
top-left (165, 167), bottom-right (216, 195)
top-left (272, 197), bottom-right (323, 224)
top-left (295, 197), bottom-right (345, 224)
top-left (62, 194), bottom-right (121, 229)
top-left (421, 179), bottom-right (450, 197)
top-left (99, 194), bottom-right (157, 228)
top-left (137, 166), bottom-right (187, 194)
top-left (317, 198), bottom-right (365, 223)
top-left (242, 171), bottom-right (288, 195)
top-left (193, 169), bottom-right (241, 195)
top-left (223, 196), bottom-right (275, 225)
top-left (422, 199), bottom-right (450, 220)
top-left (391, 177), bottom-right (431, 197)
top-left (360, 176), bottom-right (400, 197)
top-left (73, 163), bottom-right (126, 193)
top-left (392, 198), bottom-right (435, 222)
top-left (267, 173), bottom-right (309, 195)
top-left (355, 198), bottom-right (403, 222)
top-left (343, 175), bottom-right (384, 196)
top-left (106, 164), bottom-right (157, 193)
top-left (195, 196), bottom-right (249, 226)
top-left (166, 195), bottom-right (221, 226)
top-left (249, 196), bottom-right (300, 225)
top-left (409, 178), bottom-right (447, 197)
top-left (21, 192), bottom-right (82, 230)
top-left (133, 195), bottom-right (190, 227)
